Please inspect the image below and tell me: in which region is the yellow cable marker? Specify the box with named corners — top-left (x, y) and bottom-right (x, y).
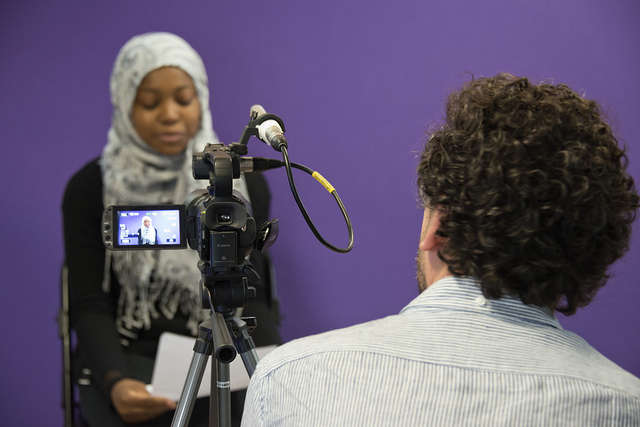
top-left (312, 171), bottom-right (335, 193)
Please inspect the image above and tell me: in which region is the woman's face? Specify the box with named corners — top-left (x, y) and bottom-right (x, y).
top-left (132, 66), bottom-right (202, 156)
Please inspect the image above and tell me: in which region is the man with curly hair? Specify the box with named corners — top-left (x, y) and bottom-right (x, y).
top-left (242, 74), bottom-right (640, 426)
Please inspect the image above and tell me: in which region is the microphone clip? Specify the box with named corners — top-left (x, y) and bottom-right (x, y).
top-left (236, 107), bottom-right (288, 152)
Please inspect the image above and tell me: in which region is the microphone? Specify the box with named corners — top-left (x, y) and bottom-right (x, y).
top-left (250, 104), bottom-right (288, 151)
top-left (239, 157), bottom-right (284, 173)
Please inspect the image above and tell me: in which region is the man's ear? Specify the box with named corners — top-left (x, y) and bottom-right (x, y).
top-left (419, 209), bottom-right (445, 252)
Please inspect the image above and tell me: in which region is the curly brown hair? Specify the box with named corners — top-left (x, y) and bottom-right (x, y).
top-left (417, 73), bottom-right (639, 315)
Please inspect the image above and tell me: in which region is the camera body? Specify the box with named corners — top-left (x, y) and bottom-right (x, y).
top-left (187, 144), bottom-right (258, 270)
top-left (185, 188), bottom-right (256, 270)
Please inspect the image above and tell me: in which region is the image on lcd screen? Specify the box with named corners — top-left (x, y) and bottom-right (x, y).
top-left (116, 209), bottom-right (183, 247)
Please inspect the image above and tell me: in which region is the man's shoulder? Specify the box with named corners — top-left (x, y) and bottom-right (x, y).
top-left (563, 347), bottom-right (640, 398)
top-left (254, 315), bottom-right (397, 376)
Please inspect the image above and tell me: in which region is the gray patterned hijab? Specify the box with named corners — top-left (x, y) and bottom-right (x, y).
top-left (101, 32), bottom-right (235, 335)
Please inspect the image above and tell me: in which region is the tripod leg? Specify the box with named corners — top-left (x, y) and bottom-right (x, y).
top-left (209, 311), bottom-right (236, 427)
top-left (239, 348), bottom-right (259, 376)
top-left (229, 316), bottom-right (260, 377)
top-left (172, 326), bottom-right (213, 427)
top-left (211, 360), bottom-right (232, 427)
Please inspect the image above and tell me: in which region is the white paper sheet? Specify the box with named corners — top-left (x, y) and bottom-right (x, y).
top-left (147, 331), bottom-right (276, 401)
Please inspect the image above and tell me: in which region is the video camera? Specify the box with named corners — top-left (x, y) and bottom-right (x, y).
top-left (102, 142), bottom-right (279, 311)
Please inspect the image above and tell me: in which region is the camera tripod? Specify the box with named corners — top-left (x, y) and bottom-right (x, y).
top-left (171, 271), bottom-right (260, 427)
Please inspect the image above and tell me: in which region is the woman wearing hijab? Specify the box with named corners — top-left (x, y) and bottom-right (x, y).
top-left (138, 216), bottom-right (158, 245)
top-left (62, 32), bottom-right (281, 426)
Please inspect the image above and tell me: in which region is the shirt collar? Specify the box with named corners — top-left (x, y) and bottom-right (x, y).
top-left (401, 276), bottom-right (562, 330)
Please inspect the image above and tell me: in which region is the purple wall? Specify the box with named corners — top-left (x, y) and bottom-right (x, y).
top-left (1, 0), bottom-right (639, 423)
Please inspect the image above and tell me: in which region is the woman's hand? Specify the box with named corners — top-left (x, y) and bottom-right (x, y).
top-left (110, 378), bottom-right (176, 424)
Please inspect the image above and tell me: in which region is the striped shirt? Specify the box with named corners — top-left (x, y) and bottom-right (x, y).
top-left (242, 276), bottom-right (640, 426)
